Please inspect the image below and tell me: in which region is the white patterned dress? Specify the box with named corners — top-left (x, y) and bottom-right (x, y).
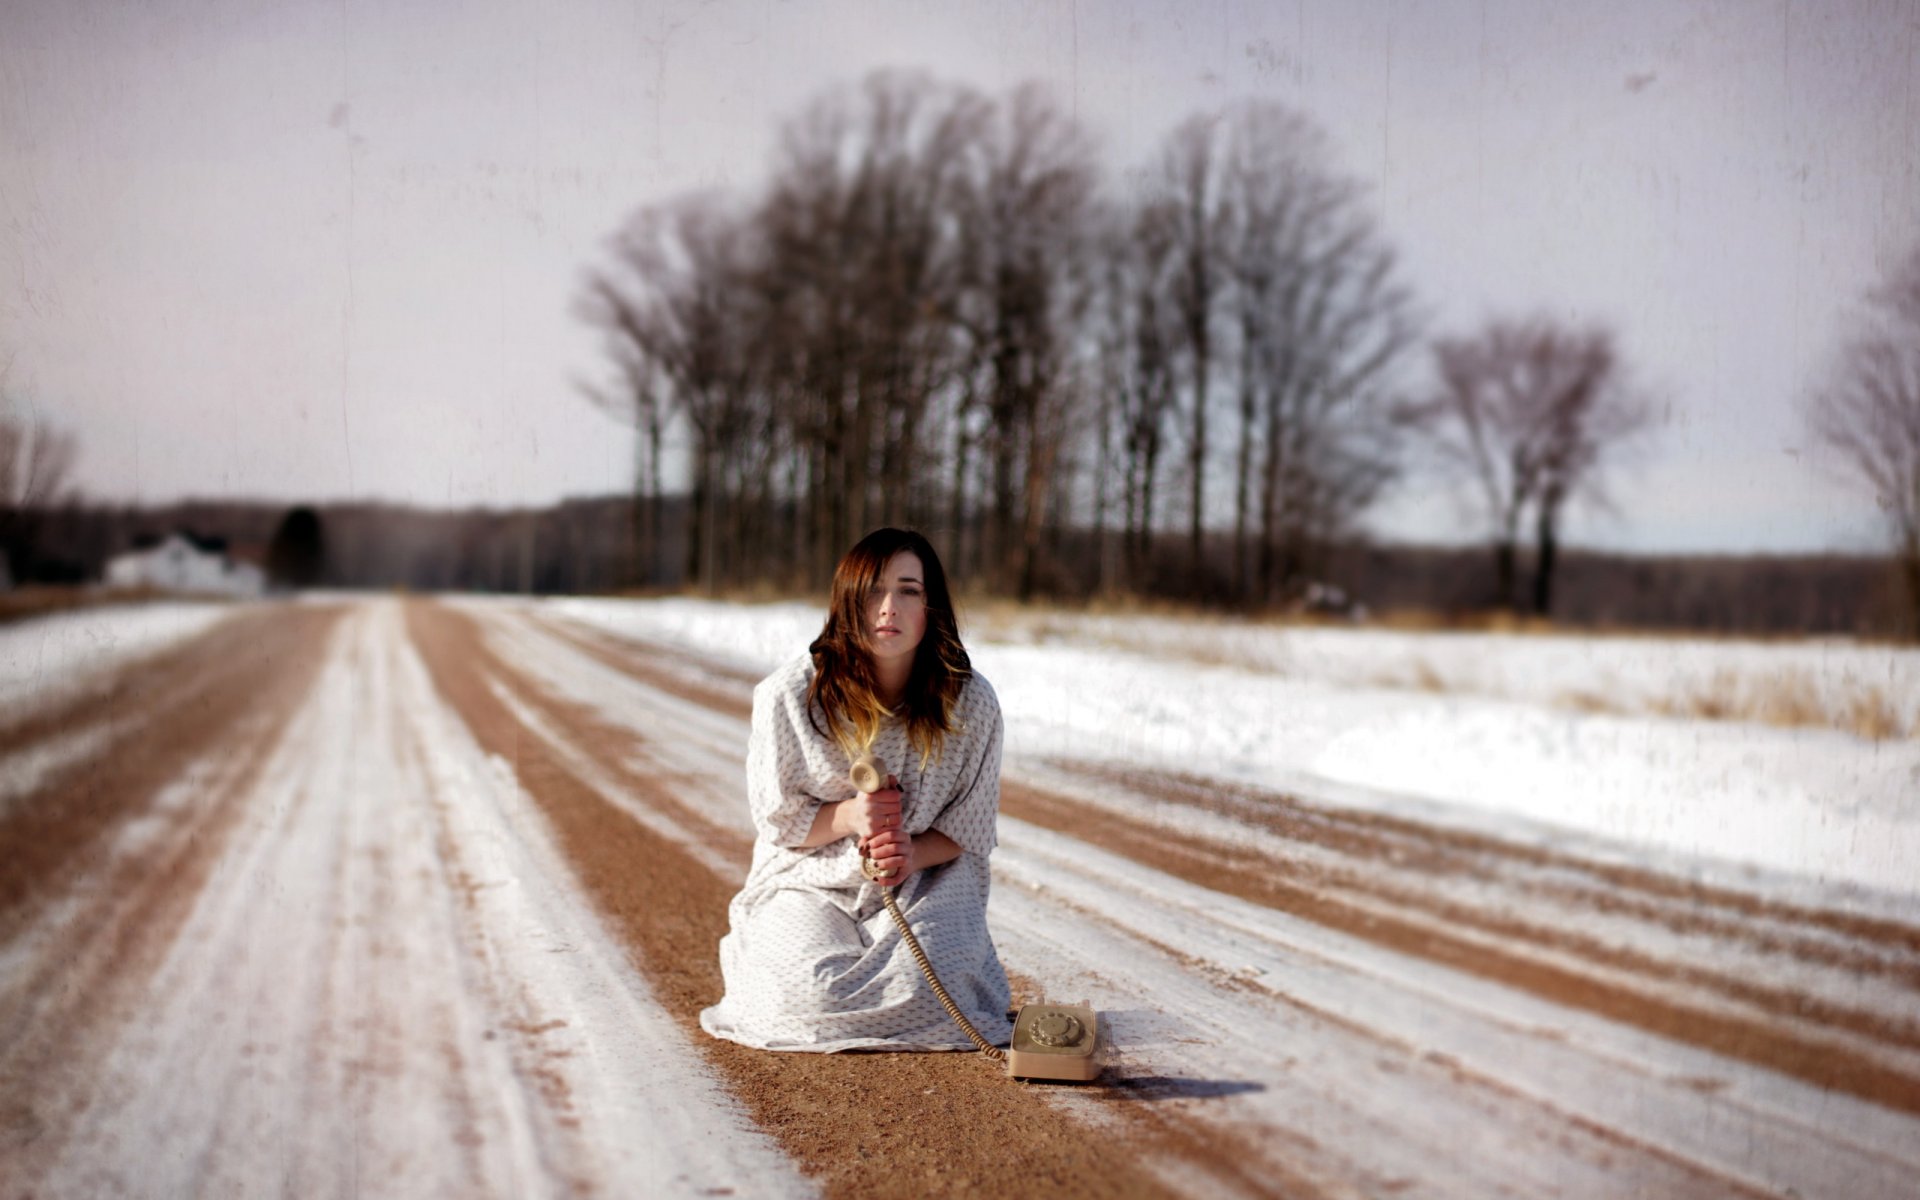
top-left (698, 652), bottom-right (1014, 1052)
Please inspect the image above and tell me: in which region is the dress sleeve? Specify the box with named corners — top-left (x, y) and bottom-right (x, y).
top-left (930, 679), bottom-right (1003, 857)
top-left (745, 667), bottom-right (874, 890)
top-left (745, 678), bottom-right (826, 849)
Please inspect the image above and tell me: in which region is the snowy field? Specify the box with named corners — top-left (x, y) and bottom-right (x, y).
top-left (3, 593), bottom-right (1916, 1198)
top-left (549, 596), bottom-right (1920, 906)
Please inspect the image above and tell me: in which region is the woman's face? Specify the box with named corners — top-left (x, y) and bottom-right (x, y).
top-left (864, 550), bottom-right (928, 667)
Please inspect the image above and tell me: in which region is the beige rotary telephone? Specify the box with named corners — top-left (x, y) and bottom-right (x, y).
top-left (851, 754), bottom-right (1103, 1083)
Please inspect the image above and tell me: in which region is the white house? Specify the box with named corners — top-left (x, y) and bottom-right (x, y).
top-left (105, 533), bottom-right (265, 598)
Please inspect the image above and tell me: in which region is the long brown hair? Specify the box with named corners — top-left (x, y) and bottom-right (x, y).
top-left (806, 528), bottom-right (971, 767)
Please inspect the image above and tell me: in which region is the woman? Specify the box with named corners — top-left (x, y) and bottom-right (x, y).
top-left (699, 528), bottom-right (1013, 1052)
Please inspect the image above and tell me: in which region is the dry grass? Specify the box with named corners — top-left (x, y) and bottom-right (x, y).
top-left (1651, 670), bottom-right (1754, 724)
top-left (1648, 670), bottom-right (1913, 742)
top-left (1408, 658), bottom-right (1448, 693)
top-left (1842, 689), bottom-right (1909, 741)
top-left (1556, 689), bottom-right (1621, 716)
top-left (1749, 670), bottom-right (1827, 729)
top-left (1366, 607), bottom-right (1560, 635)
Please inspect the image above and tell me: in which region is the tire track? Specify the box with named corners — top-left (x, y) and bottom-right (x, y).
top-left (1053, 760), bottom-right (1920, 978)
top-left (1002, 777), bottom-right (1920, 1117)
top-left (522, 608), bottom-right (757, 720)
top-left (991, 819), bottom-right (1913, 1198)
top-left (0, 604), bottom-right (344, 1185)
top-left (0, 606), bottom-right (329, 924)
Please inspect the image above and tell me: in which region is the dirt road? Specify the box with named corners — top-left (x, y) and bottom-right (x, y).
top-left (1, 597), bottom-right (1915, 1198)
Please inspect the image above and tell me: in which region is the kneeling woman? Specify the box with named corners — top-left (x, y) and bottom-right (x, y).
top-left (699, 528), bottom-right (1013, 1052)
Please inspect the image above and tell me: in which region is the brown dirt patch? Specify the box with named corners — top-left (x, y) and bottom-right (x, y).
top-left (462, 611), bottom-right (752, 858)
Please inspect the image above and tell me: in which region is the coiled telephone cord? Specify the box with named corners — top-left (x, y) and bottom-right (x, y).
top-left (863, 854), bottom-right (1006, 1062)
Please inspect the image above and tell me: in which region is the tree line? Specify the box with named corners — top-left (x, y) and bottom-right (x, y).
top-left (578, 71), bottom-right (1649, 612)
top-left (18, 494), bottom-right (1909, 637)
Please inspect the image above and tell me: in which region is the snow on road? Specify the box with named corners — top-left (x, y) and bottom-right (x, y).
top-left (990, 818), bottom-right (1920, 1199)
top-left (6, 600), bottom-right (805, 1199)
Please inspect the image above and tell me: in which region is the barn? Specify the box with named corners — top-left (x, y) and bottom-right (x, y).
top-left (104, 532), bottom-right (265, 597)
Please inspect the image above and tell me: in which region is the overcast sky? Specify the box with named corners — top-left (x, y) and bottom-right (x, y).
top-left (3, 0), bottom-right (1916, 554)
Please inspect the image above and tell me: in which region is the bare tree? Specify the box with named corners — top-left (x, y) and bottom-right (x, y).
top-left (1806, 243), bottom-right (1920, 634)
top-left (1096, 197), bottom-right (1183, 590)
top-left (952, 82), bottom-right (1101, 598)
top-left (573, 333), bottom-right (671, 587)
top-left (756, 71), bottom-right (986, 580)
top-left (581, 193), bottom-right (764, 593)
top-left (1415, 317), bottom-right (1648, 615)
top-left (1151, 114), bottom-right (1231, 583)
top-left (0, 360), bottom-right (79, 584)
top-left (573, 77), bottom-right (1410, 606)
top-left (1221, 102), bottom-right (1418, 605)
top-left (0, 415), bottom-right (74, 514)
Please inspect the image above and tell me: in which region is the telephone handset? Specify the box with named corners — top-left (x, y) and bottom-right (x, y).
top-left (850, 753), bottom-right (1104, 1083)
top-left (849, 754), bottom-right (886, 796)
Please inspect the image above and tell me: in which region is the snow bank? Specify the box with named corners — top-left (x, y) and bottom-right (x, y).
top-left (0, 601), bottom-right (236, 712)
top-left (546, 596), bottom-right (1920, 902)
top-left (973, 609), bottom-right (1920, 735)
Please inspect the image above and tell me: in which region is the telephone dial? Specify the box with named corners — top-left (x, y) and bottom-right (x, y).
top-left (852, 753), bottom-right (1105, 1083)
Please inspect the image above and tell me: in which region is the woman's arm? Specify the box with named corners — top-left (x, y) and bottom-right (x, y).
top-left (910, 830), bottom-right (962, 873)
top-left (796, 800), bottom-right (849, 849)
top-left (927, 682), bottom-right (1004, 857)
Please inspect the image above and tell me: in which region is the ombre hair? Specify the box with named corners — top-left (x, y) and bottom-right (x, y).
top-left (806, 528), bottom-right (971, 768)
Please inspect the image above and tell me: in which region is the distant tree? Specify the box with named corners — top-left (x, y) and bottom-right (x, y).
top-left (757, 72), bottom-right (985, 581)
top-left (0, 364), bottom-right (79, 584)
top-left (582, 193), bottom-right (765, 593)
top-left (1149, 113), bottom-right (1231, 582)
top-left (574, 335), bottom-right (672, 588)
top-left (1097, 201), bottom-right (1183, 589)
top-left (952, 82), bottom-right (1101, 598)
top-left (1805, 243), bottom-right (1920, 635)
top-left (267, 506), bottom-right (327, 589)
top-left (1117, 103), bottom-right (1418, 604)
top-left (1219, 101), bottom-right (1418, 605)
top-left (1414, 318), bottom-right (1649, 615)
top-left (571, 75), bottom-right (1418, 606)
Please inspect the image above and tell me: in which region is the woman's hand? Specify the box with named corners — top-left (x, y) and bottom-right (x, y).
top-left (859, 828), bottom-right (962, 887)
top-left (798, 776), bottom-right (906, 851)
top-left (834, 774), bottom-right (904, 841)
top-left (860, 826), bottom-right (914, 886)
